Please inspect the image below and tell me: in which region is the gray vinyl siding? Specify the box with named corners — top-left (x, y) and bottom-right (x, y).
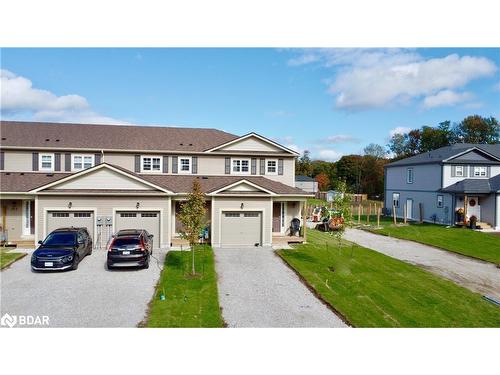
top-left (385, 164), bottom-right (442, 191)
top-left (480, 194), bottom-right (496, 227)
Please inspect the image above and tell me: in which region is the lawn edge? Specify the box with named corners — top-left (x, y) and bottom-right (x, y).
top-left (1, 252), bottom-right (28, 270)
top-left (364, 227), bottom-right (500, 266)
top-left (274, 249), bottom-right (354, 328)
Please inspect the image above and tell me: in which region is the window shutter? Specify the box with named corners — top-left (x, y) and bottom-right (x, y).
top-left (32, 152), bottom-right (39, 171)
top-left (278, 159), bottom-right (284, 175)
top-left (0, 151), bottom-right (4, 170)
top-left (162, 156), bottom-right (169, 173)
top-left (94, 153), bottom-right (102, 165)
top-left (134, 155), bottom-right (141, 173)
top-left (65, 153), bottom-right (71, 171)
top-left (192, 156), bottom-right (198, 174)
top-left (251, 158), bottom-right (257, 175)
top-left (54, 153), bottom-right (61, 171)
top-left (172, 156), bottom-right (178, 174)
top-left (469, 166), bottom-right (473, 177)
top-left (464, 166), bottom-right (468, 177)
top-left (451, 166), bottom-right (456, 177)
top-left (225, 157), bottom-right (230, 174)
top-left (259, 158), bottom-right (265, 175)
top-left (487, 166), bottom-right (491, 177)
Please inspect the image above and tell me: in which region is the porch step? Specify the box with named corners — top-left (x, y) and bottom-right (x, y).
top-left (4, 240), bottom-right (36, 249)
top-left (477, 222), bottom-right (492, 229)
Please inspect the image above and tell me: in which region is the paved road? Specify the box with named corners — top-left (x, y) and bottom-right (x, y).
top-left (1, 248), bottom-right (165, 328)
top-left (344, 228), bottom-right (500, 299)
top-left (213, 247), bottom-right (347, 328)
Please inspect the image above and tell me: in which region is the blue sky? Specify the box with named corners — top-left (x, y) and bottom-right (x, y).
top-left (1, 48), bottom-right (499, 160)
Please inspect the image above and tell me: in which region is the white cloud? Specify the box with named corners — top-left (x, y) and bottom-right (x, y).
top-left (389, 126), bottom-right (411, 137)
top-left (1, 69), bottom-right (128, 124)
top-left (422, 90), bottom-right (473, 109)
top-left (288, 49), bottom-right (497, 110)
top-left (316, 149), bottom-right (343, 162)
top-left (324, 134), bottom-right (359, 143)
top-left (494, 82), bottom-right (500, 91)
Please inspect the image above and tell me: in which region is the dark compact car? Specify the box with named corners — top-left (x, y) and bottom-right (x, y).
top-left (107, 229), bottom-right (153, 269)
top-left (31, 228), bottom-right (93, 271)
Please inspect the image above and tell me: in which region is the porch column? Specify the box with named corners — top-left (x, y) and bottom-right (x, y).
top-left (302, 200), bottom-right (307, 242)
top-left (463, 194), bottom-right (467, 225)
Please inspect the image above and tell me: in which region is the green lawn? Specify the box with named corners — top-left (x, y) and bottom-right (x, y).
top-left (307, 198), bottom-right (382, 208)
top-left (277, 229), bottom-right (500, 327)
top-left (368, 223), bottom-right (500, 264)
top-left (0, 247), bottom-right (27, 270)
top-left (144, 246), bottom-right (224, 328)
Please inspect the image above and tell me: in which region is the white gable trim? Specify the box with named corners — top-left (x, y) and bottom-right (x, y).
top-left (205, 133), bottom-right (299, 155)
top-left (207, 179), bottom-right (276, 196)
top-left (443, 147), bottom-right (500, 162)
top-left (30, 163), bottom-right (174, 194)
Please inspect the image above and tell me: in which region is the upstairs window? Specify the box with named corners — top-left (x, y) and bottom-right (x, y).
top-left (39, 153), bottom-right (54, 171)
top-left (232, 159), bottom-right (250, 174)
top-left (141, 156), bottom-right (161, 173)
top-left (473, 166), bottom-right (487, 177)
top-left (266, 160), bottom-right (278, 175)
top-left (406, 168), bottom-right (414, 184)
top-left (179, 157), bottom-right (191, 173)
top-left (72, 154), bottom-right (94, 171)
top-left (454, 165), bottom-right (464, 177)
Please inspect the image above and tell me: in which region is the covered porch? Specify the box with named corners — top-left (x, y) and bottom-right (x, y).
top-left (271, 198), bottom-right (307, 245)
top-left (453, 193), bottom-right (495, 229)
top-left (0, 196), bottom-right (36, 248)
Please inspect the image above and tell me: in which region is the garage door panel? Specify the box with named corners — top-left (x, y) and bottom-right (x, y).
top-left (47, 211), bottom-right (94, 240)
top-left (221, 211), bottom-right (262, 247)
top-left (115, 211), bottom-right (160, 248)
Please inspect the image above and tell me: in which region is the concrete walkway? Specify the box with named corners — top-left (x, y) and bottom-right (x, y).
top-left (213, 247), bottom-right (347, 328)
top-left (344, 228), bottom-right (500, 299)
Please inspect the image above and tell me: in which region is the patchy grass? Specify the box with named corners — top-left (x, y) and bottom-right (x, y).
top-left (278, 229), bottom-right (500, 327)
top-left (0, 247), bottom-right (27, 270)
top-left (145, 246), bottom-right (224, 328)
top-left (368, 223), bottom-right (500, 264)
top-left (307, 198), bottom-right (382, 208)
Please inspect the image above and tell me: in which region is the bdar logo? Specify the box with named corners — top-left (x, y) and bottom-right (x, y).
top-left (1, 313), bottom-right (17, 328)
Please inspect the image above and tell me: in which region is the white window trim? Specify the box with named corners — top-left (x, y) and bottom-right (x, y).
top-left (406, 168), bottom-right (414, 184)
top-left (266, 159), bottom-right (278, 175)
top-left (39, 153), bottom-right (54, 171)
top-left (72, 154), bottom-right (95, 171)
top-left (472, 166), bottom-right (487, 177)
top-left (392, 193), bottom-right (400, 208)
top-left (437, 195), bottom-right (444, 208)
top-left (454, 165), bottom-right (464, 177)
top-left (141, 155), bottom-right (162, 173)
top-left (178, 156), bottom-right (192, 174)
top-left (231, 158), bottom-right (250, 175)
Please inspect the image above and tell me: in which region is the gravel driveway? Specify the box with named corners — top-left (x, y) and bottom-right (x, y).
top-left (0, 248), bottom-right (165, 327)
top-left (344, 228), bottom-right (500, 299)
top-left (213, 247), bottom-right (347, 328)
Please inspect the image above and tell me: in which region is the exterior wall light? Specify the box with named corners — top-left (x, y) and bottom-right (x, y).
top-left (136, 202), bottom-right (140, 209)
top-left (240, 203), bottom-right (244, 209)
top-left (68, 202), bottom-right (72, 209)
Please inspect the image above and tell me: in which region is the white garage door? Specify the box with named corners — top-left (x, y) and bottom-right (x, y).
top-left (115, 211), bottom-right (161, 248)
top-left (220, 211), bottom-right (262, 247)
top-left (46, 211), bottom-right (94, 240)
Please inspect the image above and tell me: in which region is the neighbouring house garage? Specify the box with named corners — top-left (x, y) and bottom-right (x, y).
top-left (220, 211), bottom-right (262, 247)
top-left (115, 210), bottom-right (161, 248)
top-left (46, 210), bottom-right (94, 239)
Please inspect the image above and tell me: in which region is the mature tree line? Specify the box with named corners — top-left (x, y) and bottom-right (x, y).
top-left (296, 115), bottom-right (499, 198)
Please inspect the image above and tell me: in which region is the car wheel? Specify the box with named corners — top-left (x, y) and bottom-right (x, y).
top-left (71, 255), bottom-right (80, 270)
top-left (88, 248), bottom-right (93, 256)
top-left (143, 257), bottom-right (150, 269)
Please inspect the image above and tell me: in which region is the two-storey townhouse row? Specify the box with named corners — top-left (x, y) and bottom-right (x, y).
top-left (384, 143), bottom-right (500, 230)
top-left (0, 121), bottom-right (312, 248)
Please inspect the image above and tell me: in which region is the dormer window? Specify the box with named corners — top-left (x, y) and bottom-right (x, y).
top-left (141, 156), bottom-right (162, 173)
top-left (473, 166), bottom-right (487, 177)
top-left (72, 154), bottom-right (94, 171)
top-left (232, 158), bottom-right (250, 174)
top-left (39, 153), bottom-right (54, 171)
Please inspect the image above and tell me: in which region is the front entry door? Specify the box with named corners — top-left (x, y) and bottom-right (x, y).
top-left (272, 202), bottom-right (281, 232)
top-left (406, 199), bottom-right (413, 220)
top-left (467, 196), bottom-right (481, 221)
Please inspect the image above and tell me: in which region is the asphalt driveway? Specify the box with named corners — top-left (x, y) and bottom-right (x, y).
top-left (0, 247), bottom-right (166, 327)
top-left (213, 246), bottom-right (347, 328)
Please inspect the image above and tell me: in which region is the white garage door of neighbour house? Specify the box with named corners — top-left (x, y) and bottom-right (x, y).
top-left (114, 211), bottom-right (161, 248)
top-left (46, 211), bottom-right (94, 240)
top-left (220, 211), bottom-right (262, 247)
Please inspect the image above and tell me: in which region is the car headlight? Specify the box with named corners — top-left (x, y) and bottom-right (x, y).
top-left (62, 255), bottom-right (74, 262)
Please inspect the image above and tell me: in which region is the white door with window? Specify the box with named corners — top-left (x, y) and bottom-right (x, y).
top-left (467, 197), bottom-right (481, 221)
top-left (406, 199), bottom-right (413, 220)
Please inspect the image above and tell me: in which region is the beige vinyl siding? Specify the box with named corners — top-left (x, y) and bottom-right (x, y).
top-left (211, 197), bottom-right (272, 247)
top-left (102, 153), bottom-right (136, 171)
top-left (2, 150), bottom-right (33, 171)
top-left (219, 137), bottom-right (284, 152)
top-left (36, 196), bottom-right (171, 247)
top-left (284, 201), bottom-right (302, 235)
top-left (51, 168), bottom-right (155, 190)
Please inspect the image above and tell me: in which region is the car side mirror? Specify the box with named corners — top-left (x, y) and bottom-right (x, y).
top-left (78, 239), bottom-right (85, 244)
top-left (38, 240), bottom-right (43, 244)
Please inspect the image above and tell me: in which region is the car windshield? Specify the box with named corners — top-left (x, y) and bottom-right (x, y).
top-left (43, 232), bottom-right (76, 246)
top-left (112, 237), bottom-right (140, 247)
